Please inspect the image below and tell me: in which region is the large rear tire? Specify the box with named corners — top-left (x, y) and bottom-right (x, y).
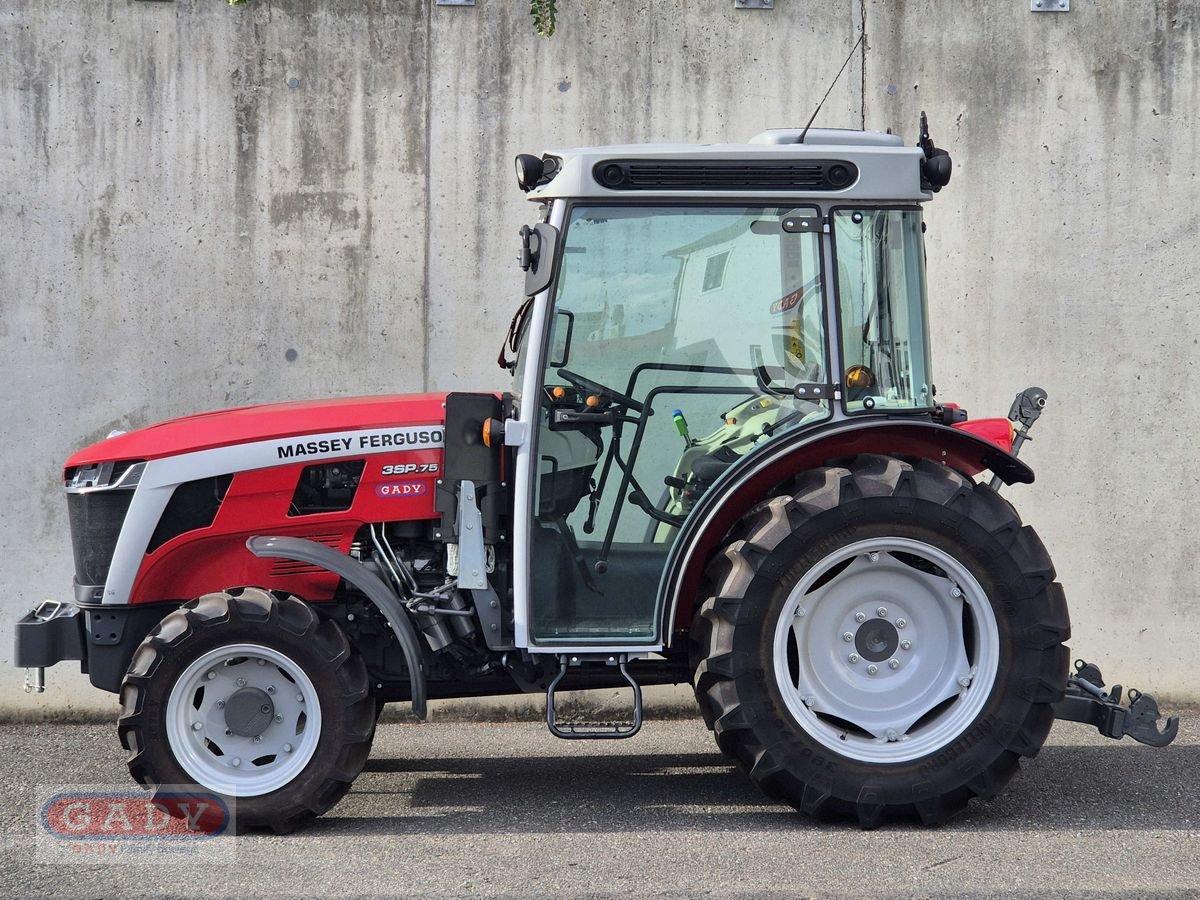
top-left (118, 588), bottom-right (374, 834)
top-left (691, 454), bottom-right (1070, 826)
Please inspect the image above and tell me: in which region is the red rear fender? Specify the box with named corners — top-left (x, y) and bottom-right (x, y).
top-left (661, 418), bottom-right (1033, 639)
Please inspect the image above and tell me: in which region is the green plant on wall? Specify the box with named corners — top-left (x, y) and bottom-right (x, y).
top-left (530, 0), bottom-right (557, 37)
top-left (226, 0), bottom-right (558, 36)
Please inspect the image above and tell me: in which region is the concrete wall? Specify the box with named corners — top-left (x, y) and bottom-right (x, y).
top-left (0, 0), bottom-right (1195, 714)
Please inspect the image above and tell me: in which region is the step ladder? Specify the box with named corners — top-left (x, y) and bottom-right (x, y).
top-left (545, 654), bottom-right (643, 740)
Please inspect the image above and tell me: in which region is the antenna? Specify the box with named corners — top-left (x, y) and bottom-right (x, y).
top-left (798, 32), bottom-right (865, 144)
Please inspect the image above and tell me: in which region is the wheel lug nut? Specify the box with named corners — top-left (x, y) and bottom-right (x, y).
top-left (900, 640), bottom-right (912, 651)
top-left (868, 552), bottom-right (880, 563)
top-left (192, 722), bottom-right (202, 732)
top-left (206, 671), bottom-right (216, 680)
top-left (296, 694), bottom-right (304, 703)
top-left (216, 699), bottom-right (226, 708)
top-left (896, 618), bottom-right (907, 629)
top-left (275, 714), bottom-right (284, 723)
top-left (267, 686), bottom-right (276, 694)
top-left (794, 606), bottom-right (807, 618)
top-left (257, 659), bottom-right (266, 666)
top-left (854, 612), bottom-right (866, 623)
top-left (888, 659), bottom-right (900, 670)
top-left (876, 606), bottom-right (888, 618)
top-left (848, 653), bottom-right (860, 664)
top-left (225, 729), bottom-right (232, 736)
top-left (866, 664), bottom-right (878, 675)
top-left (802, 695), bottom-right (816, 708)
top-left (231, 757), bottom-right (241, 767)
top-left (950, 586), bottom-right (963, 598)
top-left (283, 743), bottom-right (293, 753)
top-left (253, 736), bottom-right (262, 743)
top-left (235, 678), bottom-right (246, 687)
top-left (842, 632), bottom-right (854, 642)
top-left (886, 729), bottom-right (899, 742)
top-left (958, 675), bottom-right (972, 688)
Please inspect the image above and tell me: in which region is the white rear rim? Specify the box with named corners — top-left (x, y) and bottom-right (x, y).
top-left (165, 643), bottom-right (322, 796)
top-left (772, 537), bottom-right (1000, 764)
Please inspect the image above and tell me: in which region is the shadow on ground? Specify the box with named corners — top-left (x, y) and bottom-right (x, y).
top-left (307, 739), bottom-right (1199, 836)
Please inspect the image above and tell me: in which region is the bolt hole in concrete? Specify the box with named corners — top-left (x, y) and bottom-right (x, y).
top-left (285, 348), bottom-right (299, 362)
top-left (287, 77), bottom-right (300, 89)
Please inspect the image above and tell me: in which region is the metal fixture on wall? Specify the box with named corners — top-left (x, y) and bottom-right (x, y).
top-left (1031, 0), bottom-right (1069, 10)
top-left (735, 0), bottom-right (775, 7)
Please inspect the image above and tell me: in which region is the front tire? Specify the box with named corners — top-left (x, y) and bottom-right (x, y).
top-left (118, 588), bottom-right (375, 833)
top-left (691, 455), bottom-right (1070, 826)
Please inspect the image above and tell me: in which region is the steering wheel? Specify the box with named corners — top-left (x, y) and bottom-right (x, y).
top-left (556, 368), bottom-right (645, 413)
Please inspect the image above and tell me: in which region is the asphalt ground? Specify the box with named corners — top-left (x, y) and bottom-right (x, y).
top-left (0, 711), bottom-right (1197, 899)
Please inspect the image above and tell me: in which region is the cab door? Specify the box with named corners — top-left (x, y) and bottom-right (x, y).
top-left (512, 203), bottom-right (831, 651)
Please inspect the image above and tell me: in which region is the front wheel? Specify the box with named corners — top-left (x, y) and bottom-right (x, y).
top-left (691, 454), bottom-right (1070, 826)
top-left (118, 588), bottom-right (375, 833)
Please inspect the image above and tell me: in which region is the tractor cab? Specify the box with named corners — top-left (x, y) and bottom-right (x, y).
top-left (503, 125), bottom-right (947, 652)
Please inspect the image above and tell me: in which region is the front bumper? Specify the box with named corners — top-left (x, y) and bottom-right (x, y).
top-left (14, 601), bottom-right (86, 692)
top-left (15, 599), bottom-right (176, 694)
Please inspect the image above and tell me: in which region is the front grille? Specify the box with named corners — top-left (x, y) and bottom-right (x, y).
top-left (67, 492), bottom-right (134, 586)
top-left (593, 159), bottom-right (858, 191)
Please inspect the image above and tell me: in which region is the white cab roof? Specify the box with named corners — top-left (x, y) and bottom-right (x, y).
top-left (528, 128), bottom-right (928, 202)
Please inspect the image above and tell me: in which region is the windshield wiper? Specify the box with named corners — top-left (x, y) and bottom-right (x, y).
top-left (497, 296), bottom-right (534, 371)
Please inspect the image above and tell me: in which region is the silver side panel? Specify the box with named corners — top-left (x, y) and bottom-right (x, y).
top-left (99, 425), bottom-right (444, 605)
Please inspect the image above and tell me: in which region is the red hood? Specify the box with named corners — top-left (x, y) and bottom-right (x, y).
top-left (67, 393), bottom-right (449, 466)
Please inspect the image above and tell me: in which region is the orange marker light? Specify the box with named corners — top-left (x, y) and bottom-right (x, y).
top-left (482, 418), bottom-right (493, 448)
top-left (585, 395), bottom-right (601, 408)
top-left (551, 386), bottom-right (566, 400)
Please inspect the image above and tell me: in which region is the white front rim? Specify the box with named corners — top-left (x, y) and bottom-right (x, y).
top-left (772, 537), bottom-right (1000, 764)
top-left (165, 643), bottom-right (323, 796)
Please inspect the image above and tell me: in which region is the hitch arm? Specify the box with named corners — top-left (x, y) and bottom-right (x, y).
top-left (1053, 660), bottom-right (1179, 748)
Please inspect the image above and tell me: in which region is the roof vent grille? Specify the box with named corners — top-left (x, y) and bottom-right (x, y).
top-left (594, 159), bottom-right (858, 191)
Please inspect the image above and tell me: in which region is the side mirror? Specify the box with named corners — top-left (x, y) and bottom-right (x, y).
top-left (550, 309), bottom-right (574, 368)
top-left (522, 222), bottom-right (561, 297)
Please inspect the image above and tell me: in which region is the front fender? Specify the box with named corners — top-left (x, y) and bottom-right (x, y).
top-left (657, 417), bottom-right (1033, 645)
top-left (245, 535), bottom-right (428, 720)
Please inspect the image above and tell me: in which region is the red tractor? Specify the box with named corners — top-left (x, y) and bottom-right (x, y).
top-left (17, 115), bottom-right (1176, 832)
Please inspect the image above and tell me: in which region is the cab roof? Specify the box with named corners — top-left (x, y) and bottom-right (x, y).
top-left (527, 128), bottom-right (930, 203)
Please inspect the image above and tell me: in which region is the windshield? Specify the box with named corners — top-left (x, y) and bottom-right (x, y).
top-left (833, 208), bottom-right (933, 412)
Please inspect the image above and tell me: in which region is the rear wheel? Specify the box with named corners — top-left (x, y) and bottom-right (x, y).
top-left (118, 588), bottom-right (374, 834)
top-left (691, 454), bottom-right (1070, 826)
